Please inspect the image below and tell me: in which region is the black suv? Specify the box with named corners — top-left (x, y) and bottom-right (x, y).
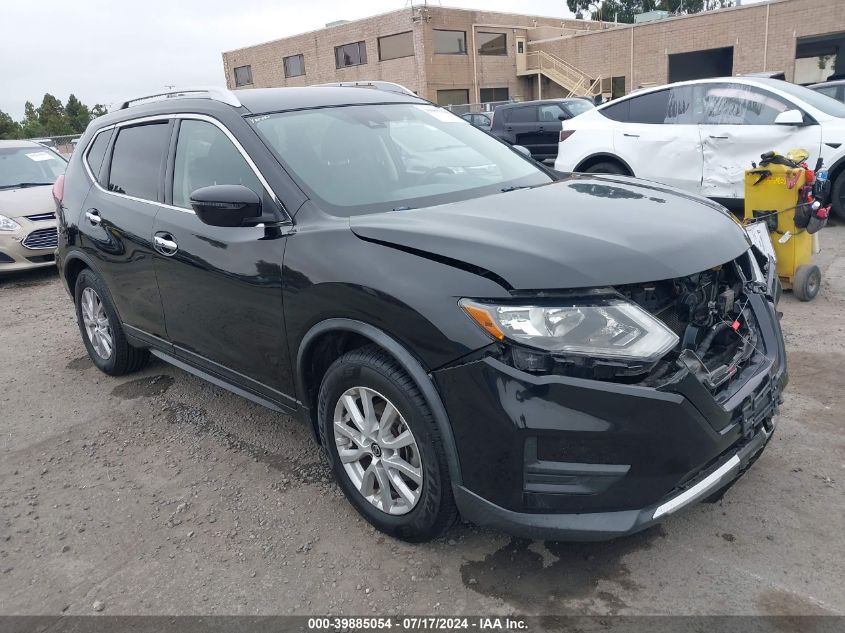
top-left (56, 86), bottom-right (786, 542)
top-left (490, 98), bottom-right (595, 161)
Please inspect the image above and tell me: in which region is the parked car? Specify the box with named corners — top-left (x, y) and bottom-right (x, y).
top-left (554, 77), bottom-right (845, 218)
top-left (460, 112), bottom-right (492, 131)
top-left (490, 98), bottom-right (595, 160)
top-left (56, 86), bottom-right (785, 542)
top-left (0, 140), bottom-right (66, 274)
top-left (809, 79), bottom-right (845, 104)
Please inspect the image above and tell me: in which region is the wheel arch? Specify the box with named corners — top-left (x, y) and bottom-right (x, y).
top-left (62, 250), bottom-right (100, 297)
top-left (574, 153), bottom-right (635, 175)
top-left (296, 318), bottom-right (463, 486)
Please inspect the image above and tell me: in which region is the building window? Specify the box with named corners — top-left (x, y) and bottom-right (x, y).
top-left (283, 54), bottom-right (305, 78)
top-left (477, 32), bottom-right (507, 56)
top-left (436, 89), bottom-right (469, 106)
top-left (480, 87), bottom-right (509, 103)
top-left (233, 65), bottom-right (253, 87)
top-left (378, 31), bottom-right (414, 61)
top-left (335, 41), bottom-right (367, 68)
top-left (434, 30), bottom-right (467, 55)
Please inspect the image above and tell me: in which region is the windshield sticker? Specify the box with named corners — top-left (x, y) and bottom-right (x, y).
top-left (418, 105), bottom-right (460, 122)
top-left (26, 151), bottom-right (54, 162)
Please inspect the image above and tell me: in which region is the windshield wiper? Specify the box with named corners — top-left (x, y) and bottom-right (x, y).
top-left (0, 182), bottom-right (54, 190)
top-left (500, 185), bottom-right (533, 193)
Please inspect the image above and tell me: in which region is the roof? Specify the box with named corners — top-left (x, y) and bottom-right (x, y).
top-left (0, 139), bottom-right (44, 149)
top-left (809, 80), bottom-right (845, 88)
top-left (498, 97), bottom-right (591, 108)
top-left (235, 86), bottom-right (426, 114)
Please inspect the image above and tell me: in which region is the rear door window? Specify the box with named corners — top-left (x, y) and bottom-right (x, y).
top-left (107, 122), bottom-right (170, 200)
top-left (509, 106), bottom-right (536, 123)
top-left (627, 90), bottom-right (671, 124)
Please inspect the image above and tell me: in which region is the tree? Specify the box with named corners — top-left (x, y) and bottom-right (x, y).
top-left (0, 109), bottom-right (21, 139)
top-left (567, 0), bottom-right (734, 23)
top-left (37, 93), bottom-right (74, 136)
top-left (65, 94), bottom-right (91, 133)
top-left (90, 104), bottom-right (108, 119)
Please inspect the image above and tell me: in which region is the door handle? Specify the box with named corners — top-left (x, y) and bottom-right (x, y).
top-left (709, 135), bottom-right (729, 139)
top-left (506, 126), bottom-right (513, 131)
top-left (85, 209), bottom-right (101, 225)
top-left (537, 126), bottom-right (545, 132)
top-left (623, 133), bottom-right (640, 138)
top-left (153, 233), bottom-right (178, 256)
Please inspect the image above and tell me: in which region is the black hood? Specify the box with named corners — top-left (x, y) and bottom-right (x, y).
top-left (350, 175), bottom-right (750, 291)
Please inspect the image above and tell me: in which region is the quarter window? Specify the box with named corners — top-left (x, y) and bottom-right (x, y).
top-left (378, 32), bottom-right (414, 61)
top-left (283, 54), bottom-right (305, 78)
top-left (107, 122), bottom-right (170, 201)
top-left (627, 90), bottom-right (671, 124)
top-left (172, 120), bottom-right (262, 210)
top-left (233, 65), bottom-right (252, 87)
top-left (434, 30), bottom-right (467, 54)
top-left (85, 129), bottom-right (113, 182)
top-left (335, 41), bottom-right (367, 68)
top-left (477, 32), bottom-right (507, 56)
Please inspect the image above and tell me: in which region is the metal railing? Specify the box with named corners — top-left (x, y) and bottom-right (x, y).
top-left (523, 50), bottom-right (601, 97)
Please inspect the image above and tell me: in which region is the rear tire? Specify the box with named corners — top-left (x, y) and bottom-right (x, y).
top-left (831, 171), bottom-right (845, 221)
top-left (317, 345), bottom-right (457, 542)
top-left (583, 161), bottom-right (628, 176)
top-left (792, 264), bottom-right (821, 302)
top-left (74, 269), bottom-right (150, 375)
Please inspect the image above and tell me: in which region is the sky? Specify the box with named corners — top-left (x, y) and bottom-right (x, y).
top-left (0, 0), bottom-right (765, 120)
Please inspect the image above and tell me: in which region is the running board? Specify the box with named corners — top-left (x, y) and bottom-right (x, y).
top-left (149, 349), bottom-right (289, 413)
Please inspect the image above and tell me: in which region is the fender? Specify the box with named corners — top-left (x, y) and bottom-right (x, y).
top-left (59, 248), bottom-right (104, 297)
top-left (296, 318), bottom-right (463, 486)
top-left (574, 152), bottom-right (635, 176)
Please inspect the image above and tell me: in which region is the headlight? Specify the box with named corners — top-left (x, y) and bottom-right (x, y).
top-left (461, 298), bottom-right (679, 363)
top-left (0, 214), bottom-right (21, 232)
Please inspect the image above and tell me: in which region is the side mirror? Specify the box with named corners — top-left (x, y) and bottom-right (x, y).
top-left (774, 109), bottom-right (804, 125)
top-left (190, 185), bottom-right (262, 228)
top-left (557, 113), bottom-right (570, 121)
top-left (512, 145), bottom-right (532, 158)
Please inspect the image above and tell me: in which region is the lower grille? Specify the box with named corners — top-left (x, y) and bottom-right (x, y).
top-left (0, 251), bottom-right (15, 264)
top-left (22, 227), bottom-right (58, 250)
top-left (25, 254), bottom-right (55, 264)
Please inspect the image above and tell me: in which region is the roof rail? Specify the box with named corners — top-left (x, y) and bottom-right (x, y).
top-left (314, 81), bottom-right (417, 97)
top-left (119, 87), bottom-right (242, 110)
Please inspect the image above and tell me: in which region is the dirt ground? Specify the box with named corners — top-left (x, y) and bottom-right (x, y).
top-left (1, 227), bottom-right (843, 618)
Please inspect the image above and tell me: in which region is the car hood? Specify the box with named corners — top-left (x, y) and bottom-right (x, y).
top-left (0, 185), bottom-right (56, 219)
top-left (349, 174), bottom-right (750, 291)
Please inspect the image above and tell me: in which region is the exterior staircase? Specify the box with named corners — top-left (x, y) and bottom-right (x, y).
top-left (519, 50), bottom-right (602, 98)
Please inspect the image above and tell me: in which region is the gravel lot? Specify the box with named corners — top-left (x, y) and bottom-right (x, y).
top-left (1, 226), bottom-right (844, 617)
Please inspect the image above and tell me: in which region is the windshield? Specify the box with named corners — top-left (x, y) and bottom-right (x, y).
top-left (765, 79), bottom-right (845, 118)
top-left (0, 146), bottom-right (67, 189)
top-left (249, 103), bottom-right (551, 216)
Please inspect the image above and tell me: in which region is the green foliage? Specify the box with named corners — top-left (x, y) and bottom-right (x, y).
top-left (0, 94), bottom-right (108, 140)
top-left (566, 0), bottom-right (734, 23)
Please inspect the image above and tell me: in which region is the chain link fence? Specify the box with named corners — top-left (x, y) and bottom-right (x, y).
top-left (442, 100), bottom-right (512, 116)
top-left (26, 134), bottom-right (82, 157)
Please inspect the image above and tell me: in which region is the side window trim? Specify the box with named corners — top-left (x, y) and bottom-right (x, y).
top-left (85, 113), bottom-right (291, 223)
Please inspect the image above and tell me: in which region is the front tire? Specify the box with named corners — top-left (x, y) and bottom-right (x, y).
top-left (317, 346), bottom-right (457, 542)
top-left (74, 269), bottom-right (149, 375)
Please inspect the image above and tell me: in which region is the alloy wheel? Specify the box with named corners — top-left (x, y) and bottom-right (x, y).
top-left (81, 287), bottom-right (113, 360)
top-left (332, 386), bottom-right (423, 515)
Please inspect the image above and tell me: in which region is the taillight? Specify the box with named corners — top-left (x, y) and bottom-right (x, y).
top-left (559, 130), bottom-right (575, 142)
top-left (52, 174), bottom-right (65, 204)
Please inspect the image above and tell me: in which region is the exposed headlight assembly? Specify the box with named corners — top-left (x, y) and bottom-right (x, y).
top-left (461, 298), bottom-right (679, 365)
top-left (0, 214), bottom-right (21, 232)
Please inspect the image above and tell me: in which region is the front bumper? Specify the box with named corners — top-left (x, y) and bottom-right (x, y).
top-left (0, 218), bottom-right (58, 274)
top-left (433, 294), bottom-right (786, 540)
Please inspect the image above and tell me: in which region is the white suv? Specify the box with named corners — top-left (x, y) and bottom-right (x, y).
top-left (554, 77), bottom-right (845, 218)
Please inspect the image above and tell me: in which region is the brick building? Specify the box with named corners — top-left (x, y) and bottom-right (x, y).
top-left (221, 0), bottom-right (845, 106)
